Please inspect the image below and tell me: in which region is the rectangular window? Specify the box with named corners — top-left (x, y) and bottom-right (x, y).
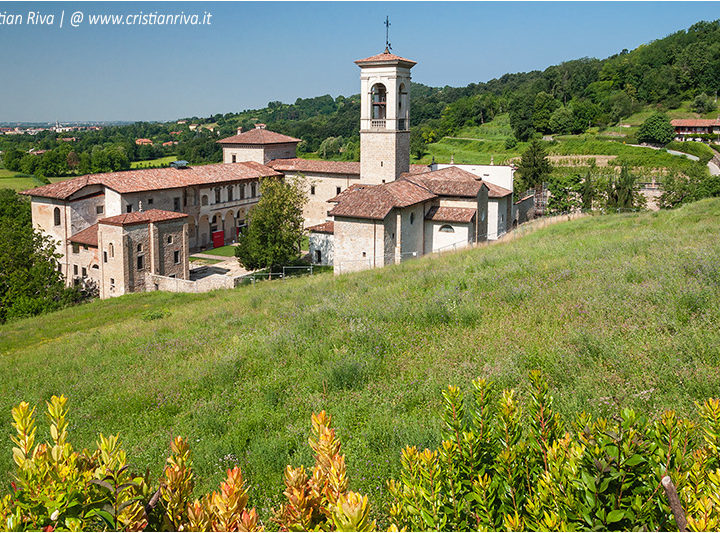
top-left (148, 198), bottom-right (154, 205)
top-left (215, 188), bottom-right (221, 203)
top-left (96, 205), bottom-right (104, 214)
top-left (228, 187), bottom-right (234, 201)
top-left (311, 185), bottom-right (316, 195)
top-left (239, 185), bottom-right (245, 200)
top-left (72, 243), bottom-right (79, 254)
top-left (336, 186), bottom-right (342, 195)
top-left (103, 251), bottom-right (107, 263)
top-left (174, 250), bottom-right (180, 264)
top-left (232, 154), bottom-right (236, 163)
top-left (73, 265), bottom-right (78, 276)
top-left (167, 235), bottom-right (173, 244)
top-left (137, 255), bottom-right (144, 270)
top-left (126, 204), bottom-right (132, 213)
top-left (81, 267), bottom-right (87, 278)
top-left (173, 197), bottom-right (180, 211)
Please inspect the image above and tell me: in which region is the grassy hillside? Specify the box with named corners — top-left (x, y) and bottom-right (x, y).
top-left (2, 201), bottom-right (720, 518)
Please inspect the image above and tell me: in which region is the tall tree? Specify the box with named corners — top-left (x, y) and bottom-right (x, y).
top-left (516, 139), bottom-right (552, 195)
top-left (235, 177), bottom-right (308, 271)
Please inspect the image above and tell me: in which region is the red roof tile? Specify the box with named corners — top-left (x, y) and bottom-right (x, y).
top-left (268, 158), bottom-right (430, 176)
top-left (425, 206), bottom-right (476, 224)
top-left (217, 128), bottom-right (301, 145)
top-left (99, 209), bottom-right (188, 227)
top-left (69, 224), bottom-right (99, 247)
top-left (329, 180), bottom-right (435, 220)
top-left (355, 50), bottom-right (417, 67)
top-left (21, 162), bottom-right (281, 200)
top-left (404, 167), bottom-right (484, 198)
top-left (307, 221), bottom-right (334, 234)
top-left (671, 119), bottom-right (720, 127)
top-left (268, 158), bottom-right (361, 175)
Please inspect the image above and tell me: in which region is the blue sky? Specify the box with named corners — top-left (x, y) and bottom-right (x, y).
top-left (0, 1), bottom-right (718, 122)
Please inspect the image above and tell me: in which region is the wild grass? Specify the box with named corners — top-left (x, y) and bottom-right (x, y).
top-left (130, 155), bottom-right (179, 169)
top-left (1, 200), bottom-right (720, 519)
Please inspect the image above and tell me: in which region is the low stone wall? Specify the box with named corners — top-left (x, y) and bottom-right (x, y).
top-left (146, 272), bottom-right (239, 294)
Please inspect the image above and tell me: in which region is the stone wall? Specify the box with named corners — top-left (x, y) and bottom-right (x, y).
top-left (309, 232), bottom-right (333, 265)
top-left (360, 131), bottom-right (410, 184)
top-left (333, 216), bottom-right (384, 273)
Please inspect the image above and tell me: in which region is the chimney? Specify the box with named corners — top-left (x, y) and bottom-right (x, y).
top-left (254, 123), bottom-right (266, 130)
top-left (138, 201), bottom-right (144, 213)
top-left (236, 127), bottom-right (243, 135)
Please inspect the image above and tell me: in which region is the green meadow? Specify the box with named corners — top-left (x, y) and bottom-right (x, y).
top-left (1, 200), bottom-right (720, 519)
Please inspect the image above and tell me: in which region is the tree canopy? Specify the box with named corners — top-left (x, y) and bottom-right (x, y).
top-left (516, 139), bottom-right (552, 193)
top-left (0, 189), bottom-right (84, 323)
top-left (637, 113), bottom-right (675, 145)
top-left (234, 177), bottom-right (308, 271)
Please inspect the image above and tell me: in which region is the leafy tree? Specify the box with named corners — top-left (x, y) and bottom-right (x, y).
top-left (548, 106), bottom-right (574, 135)
top-left (504, 135), bottom-right (518, 149)
top-left (2, 148), bottom-right (24, 171)
top-left (638, 113), bottom-right (675, 145)
top-left (516, 139), bottom-right (552, 193)
top-left (410, 129), bottom-right (427, 159)
top-left (659, 167), bottom-right (720, 208)
top-left (509, 95), bottom-right (535, 142)
top-left (605, 164), bottom-right (645, 210)
top-left (0, 189), bottom-right (83, 323)
top-left (533, 92), bottom-right (561, 133)
top-left (235, 177), bottom-right (307, 271)
top-left (580, 169), bottom-right (595, 210)
top-left (547, 173), bottom-right (582, 213)
top-left (692, 92), bottom-right (716, 114)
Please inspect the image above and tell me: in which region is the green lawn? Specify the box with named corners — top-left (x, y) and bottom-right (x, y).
top-left (131, 155), bottom-right (178, 169)
top-left (202, 244), bottom-right (238, 257)
top-left (190, 257), bottom-right (224, 265)
top-left (1, 200), bottom-right (720, 519)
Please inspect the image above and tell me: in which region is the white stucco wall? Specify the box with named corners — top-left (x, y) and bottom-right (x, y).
top-left (432, 163), bottom-right (514, 191)
top-left (309, 232), bottom-right (334, 265)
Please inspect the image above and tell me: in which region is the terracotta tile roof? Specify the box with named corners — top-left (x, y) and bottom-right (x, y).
top-left (483, 181), bottom-right (512, 198)
top-left (355, 50), bottom-right (417, 67)
top-left (69, 224), bottom-right (99, 247)
top-left (217, 128), bottom-right (301, 145)
top-left (328, 180), bottom-right (435, 220)
top-left (268, 158), bottom-right (430, 176)
top-left (328, 184), bottom-right (372, 203)
top-left (20, 162), bottom-right (280, 200)
top-left (671, 119), bottom-right (720, 127)
top-left (268, 158), bottom-right (361, 175)
top-left (307, 221), bottom-right (334, 234)
top-left (99, 209), bottom-right (188, 227)
top-left (404, 167), bottom-right (483, 198)
top-left (425, 206), bottom-right (476, 224)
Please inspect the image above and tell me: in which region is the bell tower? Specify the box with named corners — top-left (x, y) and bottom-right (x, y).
top-left (356, 49), bottom-right (416, 184)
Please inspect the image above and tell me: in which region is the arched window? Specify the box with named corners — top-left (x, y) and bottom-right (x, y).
top-left (239, 184), bottom-right (245, 200)
top-left (53, 207), bottom-right (61, 226)
top-left (214, 187), bottom-right (221, 203)
top-left (371, 83), bottom-right (387, 121)
top-left (398, 83), bottom-right (408, 130)
top-left (210, 215), bottom-right (218, 232)
top-left (227, 185), bottom-right (234, 202)
top-left (439, 225), bottom-right (455, 233)
top-left (201, 195), bottom-right (208, 206)
top-left (109, 243), bottom-right (114, 258)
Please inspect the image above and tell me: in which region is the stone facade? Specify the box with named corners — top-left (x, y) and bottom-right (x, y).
top-left (222, 142), bottom-right (298, 165)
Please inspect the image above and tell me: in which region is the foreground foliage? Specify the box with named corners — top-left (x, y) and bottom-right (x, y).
top-left (387, 373), bottom-right (720, 531)
top-left (0, 398), bottom-right (371, 532)
top-left (3, 372), bottom-right (720, 531)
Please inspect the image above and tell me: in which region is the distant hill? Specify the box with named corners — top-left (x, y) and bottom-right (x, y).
top-left (1, 199), bottom-right (719, 512)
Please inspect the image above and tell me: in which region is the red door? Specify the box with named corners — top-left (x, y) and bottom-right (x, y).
top-left (212, 230), bottom-right (224, 249)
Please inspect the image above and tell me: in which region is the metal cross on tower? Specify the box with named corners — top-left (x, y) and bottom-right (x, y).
top-left (384, 16), bottom-right (392, 52)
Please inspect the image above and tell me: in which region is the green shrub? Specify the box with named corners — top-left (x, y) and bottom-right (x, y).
top-left (386, 372), bottom-right (720, 531)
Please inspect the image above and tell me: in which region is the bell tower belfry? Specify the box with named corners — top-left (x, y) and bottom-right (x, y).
top-left (355, 49), bottom-right (416, 184)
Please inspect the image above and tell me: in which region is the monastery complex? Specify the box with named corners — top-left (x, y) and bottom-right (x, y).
top-left (22, 48), bottom-right (533, 297)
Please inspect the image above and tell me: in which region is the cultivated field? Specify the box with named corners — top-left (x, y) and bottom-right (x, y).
top-left (1, 200), bottom-right (719, 518)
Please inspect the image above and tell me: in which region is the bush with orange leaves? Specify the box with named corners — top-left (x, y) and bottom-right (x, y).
top-left (0, 397), bottom-right (369, 532)
top-left (272, 411), bottom-right (374, 531)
